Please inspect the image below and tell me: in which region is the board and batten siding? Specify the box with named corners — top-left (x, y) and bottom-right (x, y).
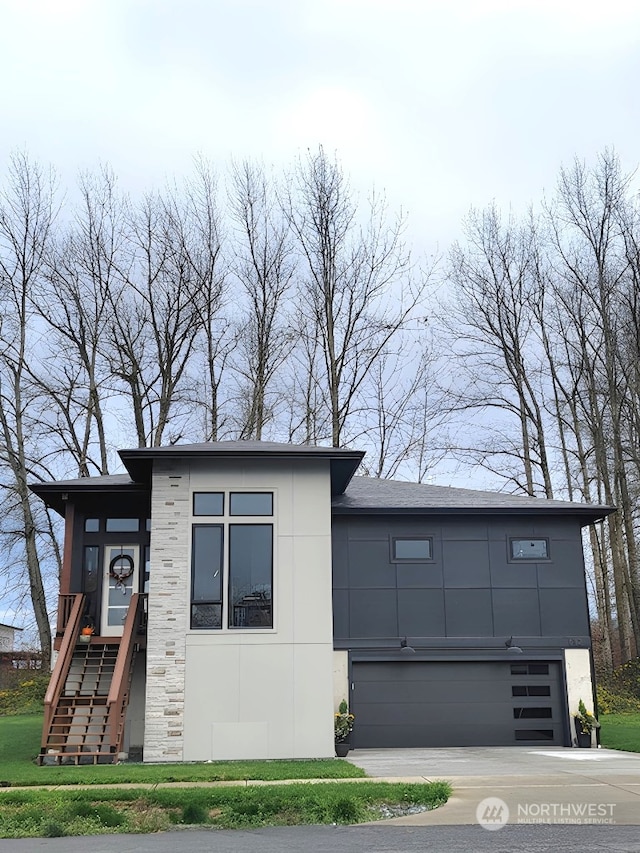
top-left (144, 458), bottom-right (335, 762)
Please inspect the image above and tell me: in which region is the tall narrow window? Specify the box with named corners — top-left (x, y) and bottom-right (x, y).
top-left (84, 546), bottom-right (99, 593)
top-left (191, 525), bottom-right (223, 629)
top-left (229, 524), bottom-right (273, 628)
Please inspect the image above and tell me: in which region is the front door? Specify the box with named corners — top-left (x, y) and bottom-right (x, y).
top-left (101, 545), bottom-right (139, 637)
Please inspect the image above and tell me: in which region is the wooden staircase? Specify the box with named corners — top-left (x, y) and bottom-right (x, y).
top-left (39, 593), bottom-right (146, 766)
top-left (41, 643), bottom-right (119, 763)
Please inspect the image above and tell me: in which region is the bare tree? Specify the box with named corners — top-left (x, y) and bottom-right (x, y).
top-left (107, 171), bottom-right (221, 447)
top-left (36, 166), bottom-right (127, 476)
top-left (228, 160), bottom-right (295, 439)
top-left (444, 205), bottom-right (554, 497)
top-left (0, 151), bottom-right (57, 667)
top-left (288, 147), bottom-right (419, 447)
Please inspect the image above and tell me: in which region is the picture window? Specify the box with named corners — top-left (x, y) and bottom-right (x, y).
top-left (190, 491), bottom-right (274, 630)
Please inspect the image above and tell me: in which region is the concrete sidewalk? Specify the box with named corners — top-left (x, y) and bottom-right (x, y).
top-left (347, 746), bottom-right (640, 826)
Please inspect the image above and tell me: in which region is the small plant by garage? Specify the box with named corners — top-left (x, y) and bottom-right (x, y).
top-left (334, 700), bottom-right (354, 743)
top-left (574, 698), bottom-right (600, 735)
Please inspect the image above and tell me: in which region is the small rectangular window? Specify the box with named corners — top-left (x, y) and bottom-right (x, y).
top-left (513, 707), bottom-right (553, 719)
top-left (392, 538), bottom-right (432, 561)
top-left (191, 524), bottom-right (223, 629)
top-left (512, 685), bottom-right (551, 697)
top-left (515, 729), bottom-right (554, 741)
top-left (528, 664), bottom-right (549, 675)
top-left (106, 518), bottom-right (140, 532)
top-left (511, 663), bottom-right (550, 676)
top-left (229, 524), bottom-right (273, 627)
top-left (193, 492), bottom-right (224, 516)
top-left (510, 538), bottom-right (549, 560)
top-left (84, 518), bottom-right (99, 532)
top-left (230, 493), bottom-right (273, 516)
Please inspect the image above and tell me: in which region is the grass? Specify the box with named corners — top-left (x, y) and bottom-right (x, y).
top-left (599, 713), bottom-right (640, 753)
top-left (0, 781), bottom-right (452, 837)
top-left (0, 713), bottom-right (366, 787)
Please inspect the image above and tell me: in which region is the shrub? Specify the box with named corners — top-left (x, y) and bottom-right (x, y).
top-left (42, 823), bottom-right (66, 837)
top-left (181, 802), bottom-right (208, 824)
top-left (597, 685), bottom-right (640, 715)
top-left (0, 674), bottom-right (49, 716)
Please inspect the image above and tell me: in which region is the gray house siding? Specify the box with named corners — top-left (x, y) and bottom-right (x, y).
top-left (332, 512), bottom-right (591, 748)
top-left (332, 514), bottom-right (590, 645)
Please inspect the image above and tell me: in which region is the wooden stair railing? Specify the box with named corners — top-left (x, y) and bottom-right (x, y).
top-left (107, 593), bottom-right (146, 758)
top-left (56, 594), bottom-right (77, 637)
top-left (42, 593), bottom-right (85, 753)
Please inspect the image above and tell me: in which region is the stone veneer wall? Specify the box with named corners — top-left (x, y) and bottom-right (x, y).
top-left (143, 462), bottom-right (190, 762)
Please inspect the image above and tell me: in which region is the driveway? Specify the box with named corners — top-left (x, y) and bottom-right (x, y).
top-left (347, 746), bottom-right (640, 827)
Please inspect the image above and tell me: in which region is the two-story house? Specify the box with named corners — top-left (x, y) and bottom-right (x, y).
top-left (30, 441), bottom-right (611, 763)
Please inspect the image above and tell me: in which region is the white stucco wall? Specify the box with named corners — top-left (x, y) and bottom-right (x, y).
top-left (144, 458), bottom-right (335, 762)
top-left (564, 648), bottom-right (596, 746)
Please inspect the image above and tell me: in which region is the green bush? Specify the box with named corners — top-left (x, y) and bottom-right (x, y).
top-left (180, 802), bottom-right (208, 824)
top-left (42, 823), bottom-right (66, 838)
top-left (0, 675), bottom-right (49, 716)
top-left (597, 685), bottom-right (640, 715)
top-left (598, 657), bottom-right (640, 716)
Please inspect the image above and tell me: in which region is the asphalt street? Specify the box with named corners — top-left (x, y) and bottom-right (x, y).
top-left (0, 825), bottom-right (639, 853)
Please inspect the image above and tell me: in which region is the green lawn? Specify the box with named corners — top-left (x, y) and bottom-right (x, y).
top-left (0, 713), bottom-right (365, 787)
top-left (599, 713), bottom-right (640, 752)
top-left (0, 713), bottom-right (452, 838)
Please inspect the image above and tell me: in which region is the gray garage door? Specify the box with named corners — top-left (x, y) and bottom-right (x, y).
top-left (352, 660), bottom-right (566, 748)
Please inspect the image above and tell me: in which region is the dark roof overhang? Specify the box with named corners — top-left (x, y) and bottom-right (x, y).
top-left (119, 441), bottom-right (364, 495)
top-left (29, 475), bottom-right (147, 517)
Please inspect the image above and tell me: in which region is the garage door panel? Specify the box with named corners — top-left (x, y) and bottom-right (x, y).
top-left (357, 722), bottom-right (565, 748)
top-left (358, 700), bottom-right (514, 727)
top-left (352, 661), bottom-right (565, 748)
top-left (354, 661), bottom-right (507, 682)
top-left (356, 680), bottom-right (513, 705)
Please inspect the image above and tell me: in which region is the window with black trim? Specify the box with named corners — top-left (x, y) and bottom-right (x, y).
top-left (229, 524), bottom-right (272, 628)
top-left (190, 492), bottom-right (273, 630)
top-left (191, 524), bottom-right (223, 628)
top-left (509, 538), bottom-right (549, 560)
top-left (194, 492), bottom-right (224, 516)
top-left (106, 518), bottom-right (140, 532)
top-left (391, 537), bottom-right (432, 562)
top-left (230, 492), bottom-right (273, 516)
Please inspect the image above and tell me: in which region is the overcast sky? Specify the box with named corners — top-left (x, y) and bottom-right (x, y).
top-left (2, 0), bottom-right (640, 252)
top-left (2, 0), bottom-right (638, 630)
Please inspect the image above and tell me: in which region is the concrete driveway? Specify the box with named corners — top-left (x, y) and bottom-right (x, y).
top-left (347, 747), bottom-right (640, 828)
